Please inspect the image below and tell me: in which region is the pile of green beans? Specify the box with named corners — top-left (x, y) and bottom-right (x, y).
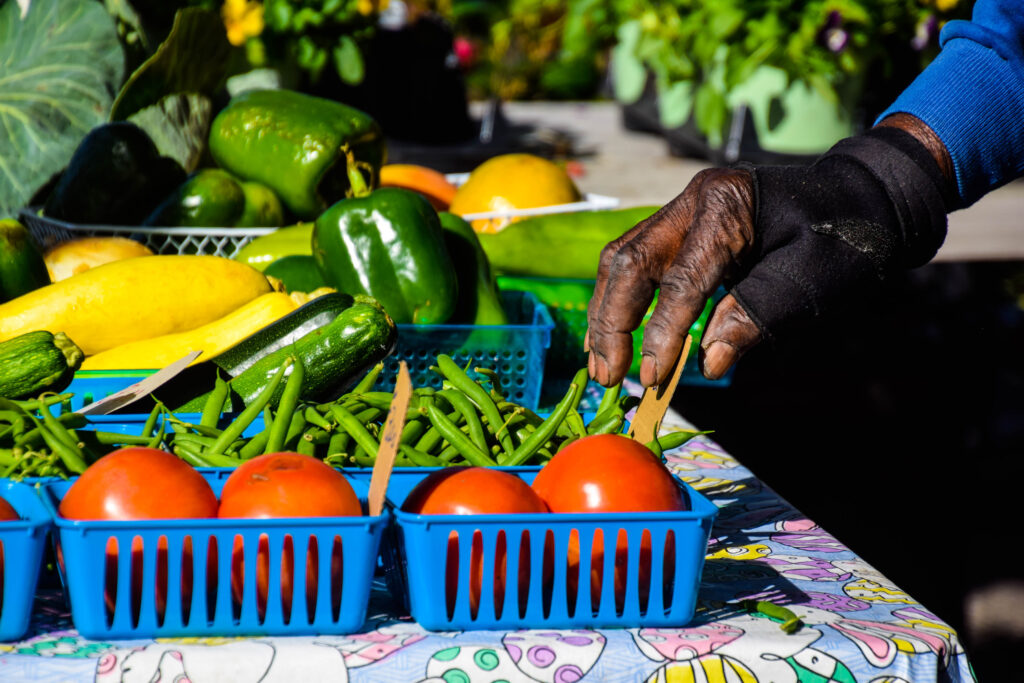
top-left (0, 394), bottom-right (164, 480)
top-left (0, 354), bottom-right (711, 478)
top-left (157, 353), bottom-right (706, 469)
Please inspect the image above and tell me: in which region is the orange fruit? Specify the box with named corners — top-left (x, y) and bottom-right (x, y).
top-left (379, 164), bottom-right (458, 211)
top-left (448, 154), bottom-right (581, 233)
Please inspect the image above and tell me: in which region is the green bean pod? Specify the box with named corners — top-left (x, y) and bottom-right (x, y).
top-left (425, 402), bottom-right (496, 467)
top-left (208, 357), bottom-right (292, 456)
top-left (328, 404), bottom-right (380, 460)
top-left (505, 374), bottom-right (583, 466)
top-left (201, 373), bottom-right (230, 428)
top-left (436, 354), bottom-right (513, 458)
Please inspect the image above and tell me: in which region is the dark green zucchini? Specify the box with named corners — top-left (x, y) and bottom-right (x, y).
top-left (214, 291), bottom-right (354, 376)
top-left (171, 295), bottom-right (396, 412)
top-left (0, 330), bottom-right (84, 400)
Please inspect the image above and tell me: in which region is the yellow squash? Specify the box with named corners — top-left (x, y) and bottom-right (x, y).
top-left (0, 255), bottom-right (272, 355)
top-left (82, 292), bottom-right (299, 370)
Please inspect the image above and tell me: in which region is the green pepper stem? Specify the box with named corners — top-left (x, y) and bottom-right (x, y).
top-left (342, 144), bottom-right (371, 198)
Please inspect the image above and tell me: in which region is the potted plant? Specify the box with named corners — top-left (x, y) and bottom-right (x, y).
top-left (606, 0), bottom-right (973, 163)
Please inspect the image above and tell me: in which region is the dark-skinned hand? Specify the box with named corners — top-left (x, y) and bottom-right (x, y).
top-left (586, 114), bottom-right (957, 388)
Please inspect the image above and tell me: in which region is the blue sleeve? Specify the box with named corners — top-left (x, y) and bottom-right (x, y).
top-left (875, 0), bottom-right (1024, 207)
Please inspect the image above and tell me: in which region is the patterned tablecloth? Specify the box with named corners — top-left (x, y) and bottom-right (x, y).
top-left (0, 402), bottom-right (976, 683)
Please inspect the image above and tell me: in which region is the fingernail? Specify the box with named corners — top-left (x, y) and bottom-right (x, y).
top-left (593, 353), bottom-right (609, 386)
top-left (639, 354), bottom-right (659, 387)
top-left (583, 330), bottom-right (590, 353)
top-left (587, 351), bottom-right (597, 380)
top-left (701, 341), bottom-right (737, 380)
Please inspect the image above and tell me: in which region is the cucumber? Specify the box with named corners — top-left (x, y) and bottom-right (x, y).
top-left (213, 291), bottom-right (354, 376)
top-left (0, 219), bottom-right (50, 303)
top-left (0, 330), bottom-right (84, 400)
top-left (170, 295), bottom-right (396, 412)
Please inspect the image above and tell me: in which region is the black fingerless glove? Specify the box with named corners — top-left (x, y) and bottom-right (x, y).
top-left (730, 127), bottom-right (954, 341)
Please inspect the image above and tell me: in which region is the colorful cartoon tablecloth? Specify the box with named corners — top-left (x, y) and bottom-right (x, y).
top-left (0, 403), bottom-right (976, 683)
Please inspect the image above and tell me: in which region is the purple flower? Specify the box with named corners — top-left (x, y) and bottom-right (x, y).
top-left (818, 11), bottom-right (848, 53)
top-left (912, 14), bottom-right (939, 51)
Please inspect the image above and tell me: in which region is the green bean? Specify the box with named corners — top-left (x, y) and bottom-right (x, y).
top-left (328, 405), bottom-right (380, 460)
top-left (595, 381), bottom-right (622, 418)
top-left (296, 433), bottom-right (316, 456)
top-left (400, 419), bottom-right (427, 445)
top-left (506, 374), bottom-right (583, 466)
top-left (425, 402), bottom-right (496, 467)
top-left (168, 420), bottom-right (223, 438)
top-left (619, 395), bottom-right (641, 414)
top-left (648, 431), bottom-right (664, 458)
top-left (646, 430), bottom-right (712, 453)
top-left (8, 393), bottom-right (73, 409)
top-left (438, 389), bottom-right (489, 454)
top-left (350, 449), bottom-right (376, 467)
top-left (174, 442), bottom-right (217, 468)
top-left (564, 410), bottom-right (588, 439)
top-left (281, 412), bottom-right (308, 451)
top-left (414, 409), bottom-right (463, 454)
top-left (145, 417), bottom-right (167, 449)
top-left (589, 413), bottom-right (624, 436)
top-left (437, 444), bottom-right (460, 463)
top-left (36, 402), bottom-right (86, 452)
top-left (472, 367), bottom-right (505, 401)
top-left (201, 373), bottom-right (230, 428)
top-left (302, 426), bottom-right (331, 445)
top-left (742, 600), bottom-right (804, 634)
top-left (326, 430), bottom-right (350, 458)
top-left (87, 431), bottom-right (158, 446)
top-left (237, 429), bottom-right (269, 460)
top-left (208, 357), bottom-right (292, 455)
top-left (436, 354), bottom-right (513, 458)
top-left (35, 419), bottom-right (88, 474)
top-left (141, 404), bottom-right (162, 439)
top-left (351, 362), bottom-right (384, 395)
top-left (265, 356), bottom-right (305, 453)
top-left (353, 406), bottom-right (384, 424)
top-left (399, 444), bottom-right (444, 467)
top-left (303, 406), bottom-right (333, 431)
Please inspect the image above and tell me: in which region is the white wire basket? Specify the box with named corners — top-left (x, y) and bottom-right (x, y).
top-left (19, 175), bottom-right (619, 260)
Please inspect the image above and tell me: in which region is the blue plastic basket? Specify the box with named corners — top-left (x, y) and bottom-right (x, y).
top-left (39, 472), bottom-right (388, 639)
top-left (0, 481), bottom-right (51, 641)
top-left (383, 468), bottom-right (717, 630)
top-left (372, 290), bottom-right (554, 409)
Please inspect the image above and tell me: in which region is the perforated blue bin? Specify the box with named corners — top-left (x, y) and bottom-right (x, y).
top-left (373, 290), bottom-right (554, 409)
top-left (384, 468), bottom-right (718, 631)
top-left (0, 480), bottom-right (52, 641)
top-left (39, 471), bottom-right (388, 639)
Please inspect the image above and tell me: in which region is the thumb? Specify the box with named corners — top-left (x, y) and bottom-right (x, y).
top-left (698, 294), bottom-right (762, 380)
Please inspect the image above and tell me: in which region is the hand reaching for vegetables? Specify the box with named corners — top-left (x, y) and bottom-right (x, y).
top-left (586, 114), bottom-right (957, 387)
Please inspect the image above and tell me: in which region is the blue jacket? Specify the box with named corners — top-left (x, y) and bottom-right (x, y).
top-left (877, 0), bottom-right (1024, 207)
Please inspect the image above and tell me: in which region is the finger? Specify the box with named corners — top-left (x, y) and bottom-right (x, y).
top-left (640, 170), bottom-right (754, 386)
top-left (587, 198), bottom-right (697, 385)
top-left (698, 294), bottom-right (762, 380)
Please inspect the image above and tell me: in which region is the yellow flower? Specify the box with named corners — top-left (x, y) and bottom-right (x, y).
top-left (222, 0), bottom-right (265, 46)
top-left (935, 0), bottom-right (959, 11)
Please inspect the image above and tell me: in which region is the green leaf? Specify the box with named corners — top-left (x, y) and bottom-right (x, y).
top-left (0, 0), bottom-right (124, 219)
top-left (333, 35), bottom-right (364, 85)
top-left (110, 7), bottom-right (231, 121)
top-left (657, 79), bottom-right (694, 129)
top-left (127, 93), bottom-right (212, 173)
top-left (693, 81), bottom-right (728, 142)
top-left (611, 43), bottom-right (647, 104)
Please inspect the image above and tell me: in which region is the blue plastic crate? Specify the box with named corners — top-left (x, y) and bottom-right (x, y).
top-left (372, 290), bottom-right (554, 409)
top-left (383, 468), bottom-right (718, 631)
top-left (0, 480), bottom-right (52, 641)
top-left (39, 472), bottom-right (388, 639)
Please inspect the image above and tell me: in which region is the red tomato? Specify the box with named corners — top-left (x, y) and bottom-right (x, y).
top-left (218, 453), bottom-right (362, 619)
top-left (57, 447), bottom-right (218, 619)
top-left (402, 467), bottom-right (548, 616)
top-left (531, 434), bottom-right (688, 609)
top-left (0, 496), bottom-right (18, 521)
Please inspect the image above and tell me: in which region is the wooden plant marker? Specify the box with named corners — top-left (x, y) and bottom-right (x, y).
top-left (627, 335), bottom-right (692, 445)
top-left (368, 361), bottom-right (413, 517)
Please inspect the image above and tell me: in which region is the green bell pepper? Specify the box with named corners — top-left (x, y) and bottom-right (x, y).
top-left (209, 89), bottom-right (385, 220)
top-left (438, 212), bottom-right (508, 325)
top-left (312, 157), bottom-right (458, 325)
